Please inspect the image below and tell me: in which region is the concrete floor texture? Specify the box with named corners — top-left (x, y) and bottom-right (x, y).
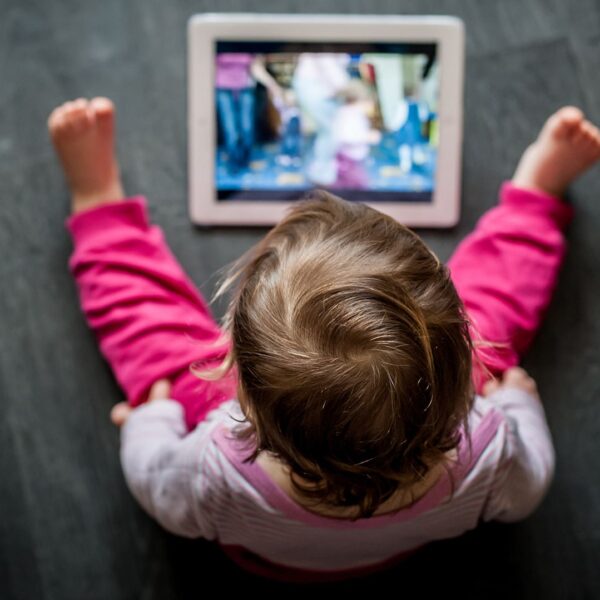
top-left (1, 1), bottom-right (599, 598)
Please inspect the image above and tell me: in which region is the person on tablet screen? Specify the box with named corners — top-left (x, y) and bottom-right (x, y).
top-left (49, 96), bottom-right (599, 582)
top-left (215, 53), bottom-right (283, 173)
top-left (292, 53), bottom-right (351, 185)
top-left (331, 79), bottom-right (382, 190)
top-left (272, 88), bottom-right (302, 167)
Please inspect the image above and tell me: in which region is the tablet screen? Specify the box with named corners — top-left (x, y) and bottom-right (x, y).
top-left (214, 41), bottom-right (438, 202)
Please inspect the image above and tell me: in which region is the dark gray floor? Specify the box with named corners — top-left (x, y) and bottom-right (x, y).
top-left (1, 0), bottom-right (599, 598)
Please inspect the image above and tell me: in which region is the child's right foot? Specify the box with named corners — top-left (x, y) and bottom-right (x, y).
top-left (512, 106), bottom-right (600, 197)
top-left (48, 97), bottom-right (125, 215)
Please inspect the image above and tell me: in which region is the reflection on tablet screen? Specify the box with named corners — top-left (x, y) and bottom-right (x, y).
top-left (214, 41), bottom-right (438, 203)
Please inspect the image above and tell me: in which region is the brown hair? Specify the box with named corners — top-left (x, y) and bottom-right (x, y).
top-left (191, 190), bottom-right (484, 519)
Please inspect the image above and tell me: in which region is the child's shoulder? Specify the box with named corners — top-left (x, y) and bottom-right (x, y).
top-left (467, 388), bottom-right (552, 475)
top-left (183, 398), bottom-right (248, 477)
top-left (468, 393), bottom-right (506, 431)
top-left (194, 398), bottom-right (245, 434)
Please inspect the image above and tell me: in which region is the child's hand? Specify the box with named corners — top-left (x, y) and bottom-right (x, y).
top-left (482, 367), bottom-right (539, 398)
top-left (110, 379), bottom-right (172, 427)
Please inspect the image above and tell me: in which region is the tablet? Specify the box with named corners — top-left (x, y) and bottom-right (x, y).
top-left (188, 14), bottom-right (464, 227)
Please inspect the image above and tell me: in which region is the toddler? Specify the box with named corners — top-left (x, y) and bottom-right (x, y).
top-left (48, 97), bottom-right (600, 582)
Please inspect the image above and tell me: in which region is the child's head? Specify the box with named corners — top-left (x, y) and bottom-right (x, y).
top-left (193, 191), bottom-right (475, 518)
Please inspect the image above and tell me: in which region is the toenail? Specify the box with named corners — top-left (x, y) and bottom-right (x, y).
top-left (92, 97), bottom-right (113, 110)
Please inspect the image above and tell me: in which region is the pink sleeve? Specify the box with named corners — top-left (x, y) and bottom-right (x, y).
top-left (65, 198), bottom-right (236, 428)
top-left (447, 182), bottom-right (574, 393)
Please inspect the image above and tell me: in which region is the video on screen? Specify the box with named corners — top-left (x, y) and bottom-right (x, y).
top-left (214, 41), bottom-right (438, 202)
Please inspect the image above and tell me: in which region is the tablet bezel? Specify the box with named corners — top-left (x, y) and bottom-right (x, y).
top-left (188, 13), bottom-right (464, 227)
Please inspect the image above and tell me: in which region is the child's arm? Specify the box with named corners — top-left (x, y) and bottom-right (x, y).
top-left (65, 197), bottom-right (236, 430)
top-left (480, 387), bottom-right (555, 522)
top-left (447, 182), bottom-right (574, 394)
top-left (118, 398), bottom-right (228, 538)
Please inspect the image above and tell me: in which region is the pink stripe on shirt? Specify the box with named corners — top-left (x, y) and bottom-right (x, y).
top-left (119, 390), bottom-right (554, 576)
top-left (211, 408), bottom-right (504, 530)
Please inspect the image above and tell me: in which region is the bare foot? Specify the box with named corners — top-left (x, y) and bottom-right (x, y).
top-left (512, 106), bottom-right (600, 197)
top-left (48, 97), bottom-right (125, 214)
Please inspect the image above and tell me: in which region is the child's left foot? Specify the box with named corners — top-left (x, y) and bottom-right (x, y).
top-left (512, 106), bottom-right (600, 197)
top-left (48, 97), bottom-right (125, 214)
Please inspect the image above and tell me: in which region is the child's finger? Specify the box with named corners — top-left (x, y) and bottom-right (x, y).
top-left (110, 402), bottom-right (132, 427)
top-left (503, 367), bottom-right (538, 395)
top-left (503, 366), bottom-right (531, 384)
top-left (147, 378), bottom-right (172, 402)
top-left (481, 378), bottom-right (501, 396)
top-left (111, 380), bottom-right (172, 427)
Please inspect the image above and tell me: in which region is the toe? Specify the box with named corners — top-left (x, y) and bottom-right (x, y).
top-left (557, 106), bottom-right (584, 125)
top-left (47, 106), bottom-right (63, 131)
top-left (91, 97), bottom-right (115, 134)
top-left (91, 96), bottom-right (115, 114)
top-left (546, 106), bottom-right (584, 140)
top-left (592, 129), bottom-right (600, 150)
top-left (48, 105), bottom-right (72, 137)
top-left (64, 105), bottom-right (92, 135)
top-left (90, 97), bottom-right (114, 118)
top-left (586, 122), bottom-right (600, 140)
top-left (579, 122), bottom-right (598, 148)
top-left (91, 96), bottom-right (114, 109)
top-left (66, 104), bottom-right (87, 120)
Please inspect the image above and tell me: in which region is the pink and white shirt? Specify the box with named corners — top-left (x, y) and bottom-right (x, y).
top-left (120, 385), bottom-right (554, 580)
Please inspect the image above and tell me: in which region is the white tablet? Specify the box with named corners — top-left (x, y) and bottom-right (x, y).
top-left (188, 13), bottom-right (464, 227)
